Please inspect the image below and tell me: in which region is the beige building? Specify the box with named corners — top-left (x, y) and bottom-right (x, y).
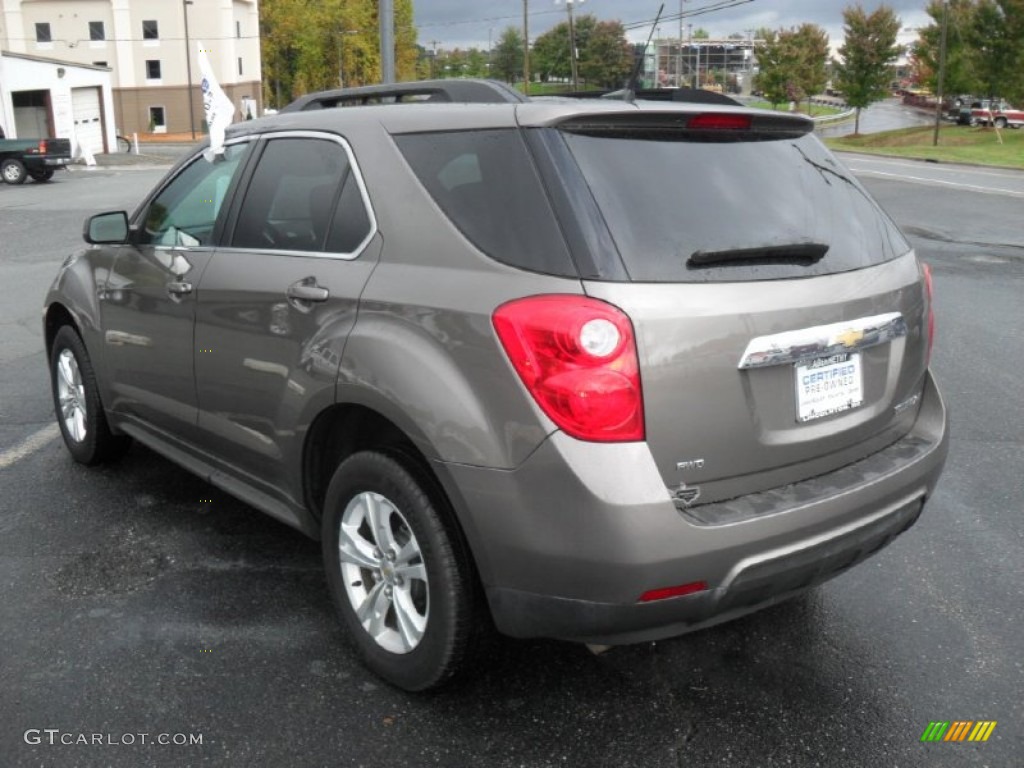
top-left (0, 0), bottom-right (262, 136)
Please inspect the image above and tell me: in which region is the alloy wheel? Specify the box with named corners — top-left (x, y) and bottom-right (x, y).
top-left (56, 349), bottom-right (87, 443)
top-left (337, 491), bottom-right (429, 654)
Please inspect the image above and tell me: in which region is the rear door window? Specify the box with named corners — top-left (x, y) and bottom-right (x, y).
top-left (560, 131), bottom-right (910, 282)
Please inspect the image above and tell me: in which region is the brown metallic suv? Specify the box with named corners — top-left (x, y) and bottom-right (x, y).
top-left (44, 80), bottom-right (948, 690)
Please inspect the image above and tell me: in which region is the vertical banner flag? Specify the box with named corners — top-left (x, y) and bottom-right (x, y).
top-left (198, 41), bottom-right (236, 159)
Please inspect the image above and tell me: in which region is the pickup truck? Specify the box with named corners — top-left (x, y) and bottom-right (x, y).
top-left (969, 100), bottom-right (1024, 129)
top-left (0, 137), bottom-right (73, 184)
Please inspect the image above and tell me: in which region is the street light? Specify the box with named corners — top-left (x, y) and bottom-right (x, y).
top-left (182, 0), bottom-right (196, 140)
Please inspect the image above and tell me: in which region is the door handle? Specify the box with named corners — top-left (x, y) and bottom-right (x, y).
top-left (286, 278), bottom-right (329, 303)
top-left (166, 281), bottom-right (193, 296)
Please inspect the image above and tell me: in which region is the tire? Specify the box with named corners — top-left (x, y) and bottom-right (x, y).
top-left (117, 135), bottom-right (132, 153)
top-left (49, 326), bottom-right (131, 465)
top-left (994, 117), bottom-right (1008, 129)
top-left (29, 168), bottom-right (55, 182)
top-left (322, 451), bottom-right (476, 691)
top-left (1, 158), bottom-right (27, 185)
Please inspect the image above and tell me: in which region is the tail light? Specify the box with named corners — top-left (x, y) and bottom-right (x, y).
top-left (38, 140), bottom-right (47, 154)
top-left (922, 262), bottom-right (935, 364)
top-left (493, 295), bottom-right (644, 442)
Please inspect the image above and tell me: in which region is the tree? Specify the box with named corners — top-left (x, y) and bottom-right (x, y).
top-left (532, 15), bottom-right (630, 88)
top-left (913, 0), bottom-right (1024, 105)
top-left (913, 0), bottom-right (979, 98)
top-left (967, 0), bottom-right (1024, 103)
top-left (493, 26), bottom-right (525, 84)
top-left (754, 25), bottom-right (830, 110)
top-left (579, 21), bottom-right (634, 89)
top-left (833, 4), bottom-right (902, 134)
top-left (532, 15), bottom-right (597, 83)
top-left (261, 0), bottom-right (419, 107)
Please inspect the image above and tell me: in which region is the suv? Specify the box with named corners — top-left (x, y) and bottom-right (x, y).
top-left (44, 80), bottom-right (948, 691)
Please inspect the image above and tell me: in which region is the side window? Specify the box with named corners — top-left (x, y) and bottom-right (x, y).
top-left (394, 130), bottom-right (574, 275)
top-left (138, 142), bottom-right (251, 247)
top-left (231, 137), bottom-right (372, 255)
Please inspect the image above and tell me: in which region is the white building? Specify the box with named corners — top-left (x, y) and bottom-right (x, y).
top-left (0, 51), bottom-right (115, 153)
top-left (0, 0), bottom-right (262, 140)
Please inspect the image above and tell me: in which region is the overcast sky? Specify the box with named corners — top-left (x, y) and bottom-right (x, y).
top-left (413, 0), bottom-right (932, 51)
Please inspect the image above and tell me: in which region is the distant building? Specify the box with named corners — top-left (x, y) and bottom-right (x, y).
top-left (643, 38), bottom-right (759, 94)
top-left (0, 0), bottom-right (262, 141)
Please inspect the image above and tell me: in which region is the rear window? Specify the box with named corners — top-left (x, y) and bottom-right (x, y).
top-left (561, 131), bottom-right (910, 282)
top-left (394, 130), bottom-right (577, 277)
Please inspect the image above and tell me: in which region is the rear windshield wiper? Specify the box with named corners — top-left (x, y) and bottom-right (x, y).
top-left (688, 242), bottom-right (829, 268)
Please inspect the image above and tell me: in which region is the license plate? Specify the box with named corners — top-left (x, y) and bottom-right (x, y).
top-left (795, 353), bottom-right (863, 422)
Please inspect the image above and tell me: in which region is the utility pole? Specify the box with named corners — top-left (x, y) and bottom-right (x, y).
top-left (566, 0), bottom-right (580, 91)
top-left (182, 0), bottom-right (196, 140)
top-left (678, 0), bottom-right (684, 88)
top-left (523, 1), bottom-right (530, 95)
top-left (932, 0), bottom-right (949, 146)
top-left (380, 0), bottom-right (395, 83)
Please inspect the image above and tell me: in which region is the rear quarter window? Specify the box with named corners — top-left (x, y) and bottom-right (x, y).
top-left (394, 130), bottom-right (577, 277)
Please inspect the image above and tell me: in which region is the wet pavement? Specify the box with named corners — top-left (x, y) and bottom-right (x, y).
top-left (1, 154), bottom-right (1021, 768)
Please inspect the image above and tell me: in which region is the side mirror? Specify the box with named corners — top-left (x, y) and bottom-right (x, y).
top-left (83, 211), bottom-right (129, 245)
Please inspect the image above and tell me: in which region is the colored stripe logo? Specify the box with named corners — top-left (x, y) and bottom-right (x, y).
top-left (920, 721), bottom-right (997, 742)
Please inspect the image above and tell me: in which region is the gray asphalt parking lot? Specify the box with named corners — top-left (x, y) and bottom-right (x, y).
top-left (1, 160), bottom-right (1021, 766)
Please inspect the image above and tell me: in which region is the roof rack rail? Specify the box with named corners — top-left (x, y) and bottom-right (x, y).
top-left (542, 87), bottom-right (743, 107)
top-left (281, 79), bottom-right (527, 112)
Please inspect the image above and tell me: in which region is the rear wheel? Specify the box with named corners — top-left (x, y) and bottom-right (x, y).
top-left (322, 451), bottom-right (476, 691)
top-left (1, 158), bottom-right (27, 185)
top-left (29, 168), bottom-right (55, 182)
top-left (49, 326), bottom-right (131, 465)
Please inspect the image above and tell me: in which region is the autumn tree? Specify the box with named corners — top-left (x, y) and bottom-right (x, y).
top-left (261, 0), bottom-right (419, 107)
top-left (833, 4), bottom-right (902, 134)
top-left (754, 25), bottom-right (830, 109)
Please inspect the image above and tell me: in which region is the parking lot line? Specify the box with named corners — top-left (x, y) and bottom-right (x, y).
top-left (0, 424), bottom-right (59, 469)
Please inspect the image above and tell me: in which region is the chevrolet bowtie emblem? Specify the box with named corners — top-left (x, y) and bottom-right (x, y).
top-left (834, 328), bottom-right (865, 348)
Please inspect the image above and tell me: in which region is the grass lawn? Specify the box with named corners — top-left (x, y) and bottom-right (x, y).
top-left (516, 82), bottom-right (604, 95)
top-left (825, 124), bottom-right (1024, 170)
top-left (747, 99), bottom-right (843, 117)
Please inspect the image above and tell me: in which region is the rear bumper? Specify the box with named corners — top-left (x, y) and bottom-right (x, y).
top-left (437, 370), bottom-right (948, 644)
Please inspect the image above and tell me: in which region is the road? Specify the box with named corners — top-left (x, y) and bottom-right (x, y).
top-left (1, 159), bottom-right (1021, 767)
top-left (817, 97), bottom-right (936, 138)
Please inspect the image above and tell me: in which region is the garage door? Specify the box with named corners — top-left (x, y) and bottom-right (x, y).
top-left (71, 87), bottom-right (104, 155)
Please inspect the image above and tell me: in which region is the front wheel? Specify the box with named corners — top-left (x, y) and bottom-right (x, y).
top-left (117, 135), bottom-right (132, 153)
top-left (322, 451), bottom-right (476, 691)
top-left (1, 158), bottom-right (27, 184)
top-left (49, 326), bottom-right (131, 464)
